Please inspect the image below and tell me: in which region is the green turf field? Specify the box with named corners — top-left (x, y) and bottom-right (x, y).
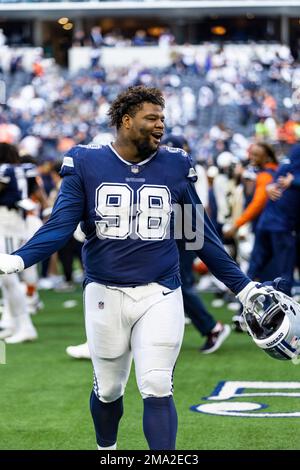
top-left (1, 288), bottom-right (300, 450)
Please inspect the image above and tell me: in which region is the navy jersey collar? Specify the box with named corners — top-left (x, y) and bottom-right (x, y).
top-left (109, 143), bottom-right (157, 166)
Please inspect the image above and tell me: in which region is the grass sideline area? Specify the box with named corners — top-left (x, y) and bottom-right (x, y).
top-left (0, 288), bottom-right (300, 450)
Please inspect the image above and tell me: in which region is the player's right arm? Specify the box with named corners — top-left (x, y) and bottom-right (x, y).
top-left (0, 159), bottom-right (85, 274)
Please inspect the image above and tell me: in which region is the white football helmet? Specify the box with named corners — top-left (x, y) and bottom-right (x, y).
top-left (243, 289), bottom-right (300, 360)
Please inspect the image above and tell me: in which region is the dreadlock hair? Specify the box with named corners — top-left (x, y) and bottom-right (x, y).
top-left (108, 85), bottom-right (165, 130)
top-left (256, 142), bottom-right (278, 164)
top-left (0, 143), bottom-right (20, 164)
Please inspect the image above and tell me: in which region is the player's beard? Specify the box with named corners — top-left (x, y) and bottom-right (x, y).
top-left (134, 136), bottom-right (157, 159)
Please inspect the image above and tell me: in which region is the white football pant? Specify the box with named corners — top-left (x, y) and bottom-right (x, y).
top-left (84, 282), bottom-right (185, 403)
top-left (0, 207), bottom-right (26, 247)
top-left (21, 214), bottom-right (43, 286)
top-left (0, 207), bottom-right (33, 332)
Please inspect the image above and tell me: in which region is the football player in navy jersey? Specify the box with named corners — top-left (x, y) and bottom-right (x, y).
top-left (0, 143), bottom-right (37, 343)
top-left (0, 86), bottom-right (276, 450)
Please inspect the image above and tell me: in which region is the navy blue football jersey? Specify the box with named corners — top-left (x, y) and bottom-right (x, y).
top-left (14, 144), bottom-right (250, 294)
top-left (21, 162), bottom-right (39, 197)
top-left (0, 164), bottom-right (22, 209)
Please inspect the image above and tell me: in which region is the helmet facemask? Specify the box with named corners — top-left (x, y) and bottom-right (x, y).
top-left (245, 293), bottom-right (285, 340)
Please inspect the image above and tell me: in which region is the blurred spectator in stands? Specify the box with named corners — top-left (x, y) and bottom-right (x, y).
top-left (263, 116), bottom-right (278, 143)
top-left (73, 30), bottom-right (86, 47)
top-left (132, 30), bottom-right (147, 46)
top-left (10, 55), bottom-right (22, 75)
top-left (32, 59), bottom-right (44, 78)
top-left (90, 26), bottom-right (104, 48)
top-left (0, 121), bottom-right (21, 145)
top-left (277, 115), bottom-right (298, 145)
top-left (239, 90), bottom-right (253, 127)
top-left (158, 29), bottom-right (175, 48)
top-left (1, 41), bottom-right (300, 166)
top-left (206, 165), bottom-right (219, 227)
top-left (57, 136), bottom-right (75, 155)
top-left (255, 117), bottom-right (269, 140)
top-left (181, 86), bottom-right (196, 125)
top-left (213, 151), bottom-right (238, 240)
top-left (96, 96), bottom-right (110, 125)
top-left (203, 51), bottom-right (212, 73)
top-left (19, 135), bottom-right (42, 159)
top-left (198, 85), bottom-right (214, 109)
top-left (262, 92), bottom-right (277, 117)
top-left (90, 48), bottom-right (101, 68)
top-left (0, 28), bottom-right (6, 47)
top-left (209, 123), bottom-right (231, 144)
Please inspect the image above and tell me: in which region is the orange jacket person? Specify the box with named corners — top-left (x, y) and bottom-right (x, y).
top-left (223, 142), bottom-right (278, 239)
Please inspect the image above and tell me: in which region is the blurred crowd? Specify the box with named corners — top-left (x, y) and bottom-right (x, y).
top-left (0, 41), bottom-right (299, 163)
top-left (74, 26), bottom-right (176, 49)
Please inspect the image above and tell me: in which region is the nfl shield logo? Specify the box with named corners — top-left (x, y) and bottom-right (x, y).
top-left (98, 301), bottom-right (104, 309)
top-left (131, 165), bottom-right (140, 174)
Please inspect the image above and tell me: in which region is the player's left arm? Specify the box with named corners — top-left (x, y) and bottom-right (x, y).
top-left (180, 155), bottom-right (292, 313)
top-left (181, 182), bottom-right (274, 306)
top-left (181, 181), bottom-right (252, 295)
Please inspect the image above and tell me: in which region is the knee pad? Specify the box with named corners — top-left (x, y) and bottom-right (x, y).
top-left (93, 374), bottom-right (125, 404)
top-left (139, 369), bottom-right (173, 399)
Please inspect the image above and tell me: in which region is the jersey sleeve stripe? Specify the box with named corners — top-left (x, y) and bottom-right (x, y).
top-left (62, 156), bottom-right (74, 168)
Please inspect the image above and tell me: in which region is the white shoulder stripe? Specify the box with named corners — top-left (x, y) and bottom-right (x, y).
top-left (62, 156), bottom-right (74, 168)
top-left (188, 168), bottom-right (197, 179)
